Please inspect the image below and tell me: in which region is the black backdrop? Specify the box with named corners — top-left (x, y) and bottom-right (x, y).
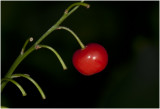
top-left (1, 1), bottom-right (159, 108)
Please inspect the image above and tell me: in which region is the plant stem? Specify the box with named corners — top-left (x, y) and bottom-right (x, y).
top-left (1, 46), bottom-right (35, 92)
top-left (65, 2), bottom-right (89, 13)
top-left (1, 78), bottom-right (27, 96)
top-left (11, 74), bottom-right (46, 99)
top-left (34, 14), bottom-right (67, 46)
top-left (57, 26), bottom-right (85, 49)
top-left (38, 45), bottom-right (67, 70)
top-left (34, 1), bottom-right (87, 45)
top-left (21, 37), bottom-right (33, 55)
top-left (1, 2), bottom-right (86, 92)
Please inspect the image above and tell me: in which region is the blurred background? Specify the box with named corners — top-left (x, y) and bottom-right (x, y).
top-left (1, 1), bottom-right (159, 108)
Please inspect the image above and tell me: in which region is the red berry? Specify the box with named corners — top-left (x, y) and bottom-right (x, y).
top-left (72, 43), bottom-right (108, 76)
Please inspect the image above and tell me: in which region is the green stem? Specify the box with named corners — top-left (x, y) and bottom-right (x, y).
top-left (1, 1), bottom-right (88, 93)
top-left (57, 26), bottom-right (85, 49)
top-left (21, 37), bottom-right (33, 55)
top-left (38, 45), bottom-right (67, 70)
top-left (1, 78), bottom-right (27, 96)
top-left (11, 74), bottom-right (46, 99)
top-left (65, 2), bottom-right (90, 13)
top-left (1, 46), bottom-right (35, 92)
top-left (34, 2), bottom-right (85, 46)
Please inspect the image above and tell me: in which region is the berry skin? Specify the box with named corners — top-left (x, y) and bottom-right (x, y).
top-left (72, 43), bottom-right (108, 76)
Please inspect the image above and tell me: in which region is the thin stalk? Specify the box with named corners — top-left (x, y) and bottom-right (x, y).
top-left (21, 37), bottom-right (33, 55)
top-left (11, 74), bottom-right (46, 99)
top-left (34, 2), bottom-right (85, 46)
top-left (1, 1), bottom-right (88, 93)
top-left (1, 46), bottom-right (35, 92)
top-left (38, 45), bottom-right (67, 70)
top-left (65, 2), bottom-right (90, 13)
top-left (1, 78), bottom-right (27, 96)
top-left (57, 26), bottom-right (85, 49)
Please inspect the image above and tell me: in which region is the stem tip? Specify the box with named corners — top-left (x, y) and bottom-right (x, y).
top-left (29, 37), bottom-right (34, 42)
top-left (86, 5), bottom-right (90, 8)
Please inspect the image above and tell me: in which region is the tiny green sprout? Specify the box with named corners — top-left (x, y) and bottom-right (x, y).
top-left (21, 37), bottom-right (33, 55)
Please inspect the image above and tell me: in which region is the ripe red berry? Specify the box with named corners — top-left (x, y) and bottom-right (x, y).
top-left (72, 43), bottom-right (108, 76)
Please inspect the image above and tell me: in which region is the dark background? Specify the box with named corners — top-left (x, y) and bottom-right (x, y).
top-left (1, 1), bottom-right (159, 108)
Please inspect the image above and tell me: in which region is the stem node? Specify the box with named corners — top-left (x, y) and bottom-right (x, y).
top-left (64, 10), bottom-right (68, 14)
top-left (35, 45), bottom-right (41, 50)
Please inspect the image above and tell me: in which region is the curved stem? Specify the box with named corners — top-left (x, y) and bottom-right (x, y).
top-left (65, 2), bottom-right (90, 13)
top-left (67, 1), bottom-right (84, 17)
top-left (21, 37), bottom-right (33, 55)
top-left (11, 74), bottom-right (46, 99)
top-left (34, 2), bottom-right (85, 46)
top-left (1, 1), bottom-right (89, 93)
top-left (38, 45), bottom-right (67, 70)
top-left (1, 46), bottom-right (35, 92)
top-left (57, 26), bottom-right (85, 49)
top-left (1, 78), bottom-right (27, 96)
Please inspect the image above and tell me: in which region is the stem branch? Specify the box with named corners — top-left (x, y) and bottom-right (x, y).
top-left (1, 78), bottom-right (27, 96)
top-left (34, 1), bottom-right (86, 45)
top-left (21, 37), bottom-right (33, 55)
top-left (38, 45), bottom-right (67, 70)
top-left (1, 1), bottom-right (88, 94)
top-left (57, 26), bottom-right (85, 49)
top-left (1, 46), bottom-right (35, 92)
top-left (11, 74), bottom-right (46, 99)
top-left (65, 2), bottom-right (89, 14)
